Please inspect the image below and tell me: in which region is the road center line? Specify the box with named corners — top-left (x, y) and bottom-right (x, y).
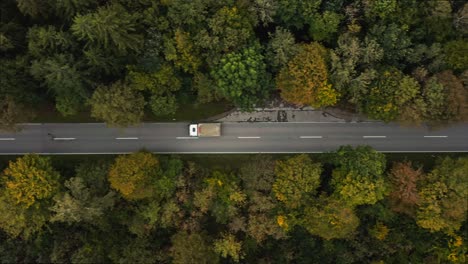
top-left (0, 138), bottom-right (15, 141)
top-left (176, 137), bottom-right (198, 139)
top-left (238, 136), bottom-right (261, 139)
top-left (115, 137), bottom-right (139, 140)
top-left (424, 135), bottom-right (448, 138)
top-left (300, 136), bottom-right (323, 139)
top-left (363, 136), bottom-right (386, 138)
top-left (53, 138), bottom-right (76, 141)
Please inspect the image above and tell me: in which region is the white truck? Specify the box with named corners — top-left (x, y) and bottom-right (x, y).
top-left (189, 123), bottom-right (221, 137)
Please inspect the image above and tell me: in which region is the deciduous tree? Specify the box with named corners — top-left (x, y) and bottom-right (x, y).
top-left (330, 146), bottom-right (387, 206)
top-left (302, 198), bottom-right (360, 240)
top-left (108, 152), bottom-right (159, 200)
top-left (50, 177), bottom-right (115, 224)
top-left (212, 45), bottom-right (270, 110)
top-left (266, 27), bottom-right (299, 71)
top-left (2, 154), bottom-right (59, 208)
top-left (128, 64), bottom-right (181, 116)
top-left (213, 233), bottom-right (244, 262)
top-left (170, 231), bottom-right (219, 264)
top-left (277, 43), bottom-right (339, 108)
top-left (89, 81), bottom-right (145, 127)
top-left (388, 162), bottom-right (423, 216)
top-left (416, 157), bottom-right (468, 234)
top-left (273, 154), bottom-right (321, 209)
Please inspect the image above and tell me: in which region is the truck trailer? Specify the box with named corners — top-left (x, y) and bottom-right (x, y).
top-left (189, 123), bottom-right (221, 137)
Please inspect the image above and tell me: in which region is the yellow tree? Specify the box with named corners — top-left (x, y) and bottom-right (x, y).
top-left (108, 152), bottom-right (159, 200)
top-left (276, 43), bottom-right (339, 107)
top-left (273, 154), bottom-right (321, 209)
top-left (2, 154), bottom-right (59, 208)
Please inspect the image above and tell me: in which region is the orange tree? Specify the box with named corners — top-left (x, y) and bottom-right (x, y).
top-left (276, 42), bottom-right (339, 108)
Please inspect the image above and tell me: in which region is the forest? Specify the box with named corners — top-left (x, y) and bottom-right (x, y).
top-left (0, 149), bottom-right (467, 263)
top-left (1, 0), bottom-right (468, 263)
top-left (1, 0), bottom-right (467, 129)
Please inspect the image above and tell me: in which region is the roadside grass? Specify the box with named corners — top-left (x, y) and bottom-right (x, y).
top-left (31, 100), bottom-right (232, 123)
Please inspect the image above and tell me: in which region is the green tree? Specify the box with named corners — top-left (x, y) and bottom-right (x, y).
top-left (205, 6), bottom-right (253, 53)
top-left (71, 3), bottom-right (142, 54)
top-left (330, 33), bottom-right (383, 105)
top-left (52, 0), bottom-right (95, 18)
top-left (213, 233), bottom-right (244, 263)
top-left (27, 26), bottom-right (73, 58)
top-left (194, 171), bottom-right (246, 224)
top-left (423, 71), bottom-right (468, 122)
top-left (0, 154), bottom-right (59, 239)
top-left (49, 177), bottom-right (115, 224)
top-left (89, 81), bottom-right (145, 127)
top-left (276, 0), bottom-right (322, 29)
top-left (330, 146), bottom-right (388, 206)
top-left (277, 43), bottom-right (339, 108)
top-left (302, 198), bottom-right (360, 240)
top-left (170, 231), bottom-right (219, 264)
top-left (164, 29), bottom-right (202, 74)
top-left (0, 195), bottom-right (48, 239)
top-left (247, 0), bottom-right (278, 26)
top-left (445, 40), bottom-right (468, 72)
top-left (30, 54), bottom-right (88, 116)
top-left (363, 68), bottom-right (426, 123)
top-left (273, 154), bottom-right (321, 209)
top-left (128, 64), bottom-right (181, 116)
top-left (266, 27), bottom-right (299, 71)
top-left (368, 22), bottom-right (413, 66)
top-left (309, 11), bottom-right (343, 42)
top-left (212, 45), bottom-right (270, 110)
top-left (363, 0), bottom-right (397, 21)
top-left (16, 0), bottom-right (50, 18)
top-left (416, 157), bottom-right (468, 234)
top-left (108, 152), bottom-right (160, 200)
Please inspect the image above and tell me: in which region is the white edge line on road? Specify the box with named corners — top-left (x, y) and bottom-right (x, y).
top-left (0, 138), bottom-right (15, 141)
top-left (363, 136), bottom-right (387, 138)
top-left (115, 137), bottom-right (139, 140)
top-left (176, 137), bottom-right (198, 139)
top-left (423, 135), bottom-right (448, 138)
top-left (1, 150), bottom-right (468, 155)
top-left (53, 138), bottom-right (76, 140)
top-left (238, 136), bottom-right (261, 139)
top-left (300, 136), bottom-right (323, 139)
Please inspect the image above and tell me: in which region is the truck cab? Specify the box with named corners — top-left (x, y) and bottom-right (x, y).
top-left (189, 124), bottom-right (198, 137)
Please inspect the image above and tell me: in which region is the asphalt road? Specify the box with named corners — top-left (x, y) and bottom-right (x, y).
top-left (0, 122), bottom-right (467, 154)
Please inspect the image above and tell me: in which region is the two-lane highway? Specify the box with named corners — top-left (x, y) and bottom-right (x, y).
top-left (0, 122), bottom-right (467, 154)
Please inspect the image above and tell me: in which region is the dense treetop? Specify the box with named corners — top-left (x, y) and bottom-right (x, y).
top-left (1, 0), bottom-right (467, 129)
top-left (0, 150), bottom-right (466, 263)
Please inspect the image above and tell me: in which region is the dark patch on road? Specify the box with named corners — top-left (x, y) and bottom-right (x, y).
top-left (277, 111), bottom-right (287, 122)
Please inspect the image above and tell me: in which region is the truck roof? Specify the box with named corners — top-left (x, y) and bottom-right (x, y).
top-left (198, 123), bottom-right (221, 137)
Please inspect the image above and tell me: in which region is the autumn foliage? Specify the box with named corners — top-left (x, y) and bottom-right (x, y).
top-left (276, 43), bottom-right (339, 108)
top-left (388, 162), bottom-right (423, 215)
top-left (2, 154), bottom-right (59, 208)
top-left (108, 152), bottom-right (159, 200)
